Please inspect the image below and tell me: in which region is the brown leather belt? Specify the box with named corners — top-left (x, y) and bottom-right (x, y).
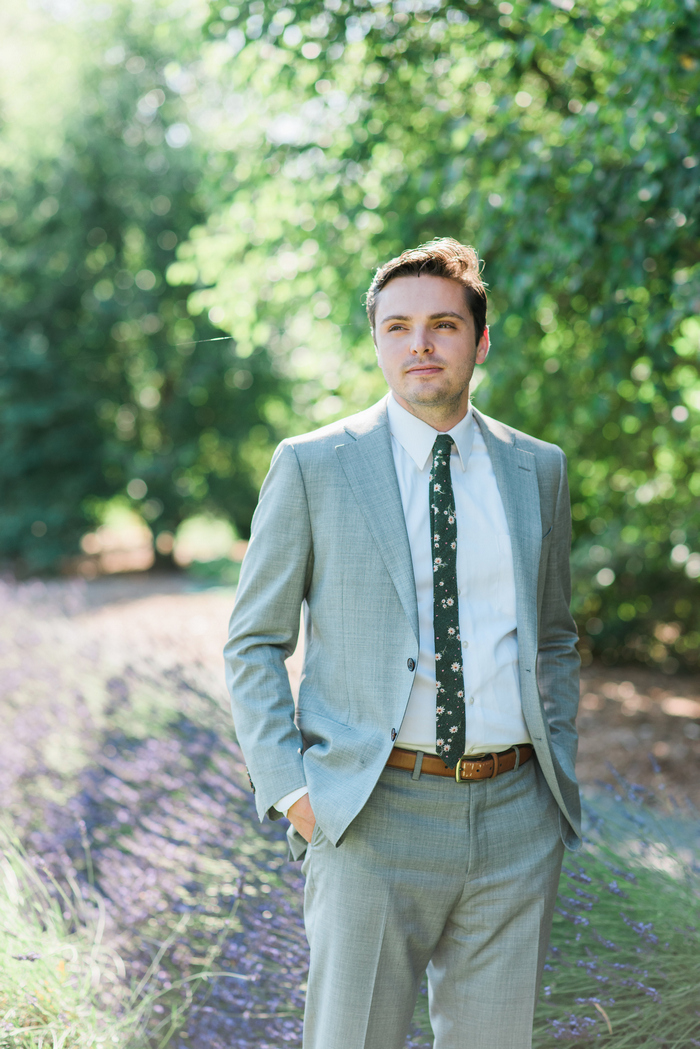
top-left (387, 744), bottom-right (534, 782)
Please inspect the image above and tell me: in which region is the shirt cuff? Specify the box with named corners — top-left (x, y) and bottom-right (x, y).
top-left (275, 786), bottom-right (309, 817)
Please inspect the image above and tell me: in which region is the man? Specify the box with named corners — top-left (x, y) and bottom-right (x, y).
top-left (224, 238), bottom-right (581, 1049)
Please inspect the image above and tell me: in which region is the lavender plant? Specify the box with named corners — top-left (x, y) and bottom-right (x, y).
top-left (0, 578), bottom-right (309, 1046)
top-left (532, 789), bottom-right (700, 1046)
top-left (1, 578), bottom-right (698, 1047)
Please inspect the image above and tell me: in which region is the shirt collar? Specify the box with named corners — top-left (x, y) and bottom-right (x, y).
top-left (386, 392), bottom-right (475, 472)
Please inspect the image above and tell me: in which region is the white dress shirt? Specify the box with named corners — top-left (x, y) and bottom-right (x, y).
top-left (387, 394), bottom-right (530, 756)
top-left (275, 394), bottom-right (530, 816)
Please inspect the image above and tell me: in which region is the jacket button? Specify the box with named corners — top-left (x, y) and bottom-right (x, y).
top-left (391, 728), bottom-right (397, 741)
top-left (407, 658), bottom-right (416, 671)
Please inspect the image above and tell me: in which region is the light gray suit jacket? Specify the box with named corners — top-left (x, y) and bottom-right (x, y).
top-left (224, 396), bottom-right (582, 852)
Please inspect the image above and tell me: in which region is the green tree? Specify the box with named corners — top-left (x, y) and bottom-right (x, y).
top-left (170, 0), bottom-right (699, 668)
top-left (0, 4), bottom-right (287, 573)
top-left (3, 0), bottom-right (700, 672)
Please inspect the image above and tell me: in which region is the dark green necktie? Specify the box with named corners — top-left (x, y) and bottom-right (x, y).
top-left (430, 434), bottom-right (466, 768)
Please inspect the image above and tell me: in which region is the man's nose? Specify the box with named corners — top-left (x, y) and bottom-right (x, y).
top-left (410, 326), bottom-right (433, 354)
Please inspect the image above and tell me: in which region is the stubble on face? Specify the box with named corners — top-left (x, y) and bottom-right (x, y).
top-left (373, 274), bottom-right (487, 431)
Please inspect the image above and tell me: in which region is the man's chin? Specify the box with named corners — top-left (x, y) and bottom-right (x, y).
top-left (401, 383), bottom-right (462, 407)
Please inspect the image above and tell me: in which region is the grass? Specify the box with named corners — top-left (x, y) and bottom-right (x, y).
top-left (0, 829), bottom-right (250, 1049)
top-left (532, 788), bottom-right (700, 1046)
top-left (0, 826), bottom-right (135, 1047)
top-left (1, 577), bottom-right (699, 1047)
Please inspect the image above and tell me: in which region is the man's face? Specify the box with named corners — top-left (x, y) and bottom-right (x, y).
top-left (373, 274), bottom-right (489, 422)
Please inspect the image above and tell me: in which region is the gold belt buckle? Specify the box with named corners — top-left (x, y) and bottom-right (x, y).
top-left (455, 754), bottom-right (470, 782)
top-left (455, 752), bottom-right (499, 782)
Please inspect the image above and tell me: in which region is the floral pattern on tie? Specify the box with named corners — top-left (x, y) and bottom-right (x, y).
top-left (430, 434), bottom-right (466, 767)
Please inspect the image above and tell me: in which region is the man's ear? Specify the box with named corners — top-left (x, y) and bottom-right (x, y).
top-left (476, 325), bottom-right (489, 364)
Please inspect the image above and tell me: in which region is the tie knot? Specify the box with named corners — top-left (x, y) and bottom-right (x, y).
top-left (432, 434), bottom-right (454, 460)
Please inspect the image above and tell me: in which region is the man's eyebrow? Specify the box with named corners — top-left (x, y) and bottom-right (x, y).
top-left (379, 311), bottom-right (468, 323)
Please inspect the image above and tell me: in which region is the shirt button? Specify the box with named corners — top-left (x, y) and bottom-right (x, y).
top-left (407, 658), bottom-right (416, 671)
top-left (462, 640), bottom-right (469, 649)
top-left (468, 695), bottom-right (475, 706)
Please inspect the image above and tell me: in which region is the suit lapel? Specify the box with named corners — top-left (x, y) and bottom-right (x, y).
top-left (335, 401), bottom-right (419, 643)
top-left (473, 409), bottom-right (541, 664)
top-left (333, 402), bottom-right (543, 656)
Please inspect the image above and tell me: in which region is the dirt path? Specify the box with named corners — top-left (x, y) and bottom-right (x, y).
top-left (577, 664), bottom-right (700, 807)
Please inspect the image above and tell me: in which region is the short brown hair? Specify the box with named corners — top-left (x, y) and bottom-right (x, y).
top-left (366, 237), bottom-right (487, 343)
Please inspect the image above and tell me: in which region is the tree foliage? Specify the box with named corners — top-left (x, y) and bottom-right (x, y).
top-left (0, 4), bottom-right (287, 572)
top-left (174, 0), bottom-right (700, 669)
top-left (2, 0), bottom-right (700, 670)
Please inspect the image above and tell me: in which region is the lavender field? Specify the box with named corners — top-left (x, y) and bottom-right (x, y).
top-left (1, 575), bottom-right (699, 1048)
top-left (1, 576), bottom-right (311, 1047)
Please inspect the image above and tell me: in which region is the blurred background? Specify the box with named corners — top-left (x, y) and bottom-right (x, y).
top-left (1, 0), bottom-right (699, 671)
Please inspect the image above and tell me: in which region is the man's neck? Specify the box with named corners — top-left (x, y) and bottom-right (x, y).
top-left (390, 390), bottom-right (471, 433)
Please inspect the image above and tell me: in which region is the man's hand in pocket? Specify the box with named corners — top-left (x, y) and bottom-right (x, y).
top-left (289, 794), bottom-right (316, 843)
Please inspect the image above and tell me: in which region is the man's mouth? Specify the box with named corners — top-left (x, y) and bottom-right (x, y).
top-left (406, 364), bottom-right (443, 375)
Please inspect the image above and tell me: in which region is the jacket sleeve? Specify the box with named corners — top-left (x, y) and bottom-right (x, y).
top-left (536, 449), bottom-right (580, 784)
top-left (224, 440), bottom-right (312, 822)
